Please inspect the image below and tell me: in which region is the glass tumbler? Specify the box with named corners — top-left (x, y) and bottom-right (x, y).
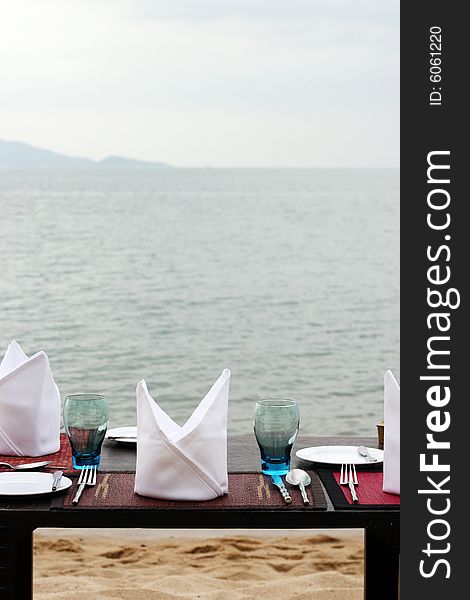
top-left (63, 394), bottom-right (109, 469)
top-left (254, 398), bottom-right (300, 476)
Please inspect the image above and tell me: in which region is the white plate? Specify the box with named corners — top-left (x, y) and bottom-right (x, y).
top-left (0, 472), bottom-right (72, 496)
top-left (106, 426), bottom-right (137, 444)
top-left (295, 445), bottom-right (384, 465)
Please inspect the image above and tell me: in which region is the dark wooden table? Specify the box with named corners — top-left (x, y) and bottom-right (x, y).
top-left (0, 436), bottom-right (399, 599)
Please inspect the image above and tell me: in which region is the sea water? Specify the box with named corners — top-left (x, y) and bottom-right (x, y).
top-left (0, 168), bottom-right (399, 437)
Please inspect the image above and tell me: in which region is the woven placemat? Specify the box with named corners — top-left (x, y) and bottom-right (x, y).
top-left (317, 468), bottom-right (400, 510)
top-left (51, 471), bottom-right (327, 510)
top-left (0, 433), bottom-right (73, 473)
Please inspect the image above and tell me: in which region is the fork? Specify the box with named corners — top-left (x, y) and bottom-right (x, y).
top-left (340, 464), bottom-right (358, 503)
top-left (72, 465), bottom-right (97, 505)
top-left (349, 464), bottom-right (359, 503)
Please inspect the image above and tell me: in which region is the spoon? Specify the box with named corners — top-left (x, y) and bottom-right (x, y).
top-left (0, 460), bottom-right (52, 471)
top-left (358, 446), bottom-right (378, 463)
top-left (286, 469), bottom-right (311, 505)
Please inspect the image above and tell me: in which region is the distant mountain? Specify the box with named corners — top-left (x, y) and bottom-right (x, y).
top-left (0, 140), bottom-right (172, 168)
top-left (98, 155), bottom-right (169, 168)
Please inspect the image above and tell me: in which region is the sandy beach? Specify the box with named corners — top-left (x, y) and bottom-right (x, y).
top-left (34, 529), bottom-right (363, 599)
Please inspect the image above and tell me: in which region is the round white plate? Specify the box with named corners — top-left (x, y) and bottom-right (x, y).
top-left (0, 472), bottom-right (72, 496)
top-left (106, 426), bottom-right (137, 444)
top-left (296, 445), bottom-right (384, 465)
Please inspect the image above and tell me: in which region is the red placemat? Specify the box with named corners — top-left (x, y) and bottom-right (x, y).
top-left (317, 468), bottom-right (400, 509)
top-left (51, 471), bottom-right (327, 510)
top-left (0, 433), bottom-right (73, 473)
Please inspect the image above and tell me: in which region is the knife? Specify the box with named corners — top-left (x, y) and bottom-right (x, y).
top-left (270, 475), bottom-right (292, 504)
top-left (52, 470), bottom-right (63, 492)
top-left (348, 480), bottom-right (358, 503)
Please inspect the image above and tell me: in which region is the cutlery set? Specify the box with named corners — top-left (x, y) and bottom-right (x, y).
top-left (270, 465), bottom-right (362, 506)
top-left (269, 446), bottom-right (377, 505)
top-left (1, 445), bottom-right (372, 503)
top-left (270, 468), bottom-right (312, 506)
top-left (0, 460), bottom-right (97, 499)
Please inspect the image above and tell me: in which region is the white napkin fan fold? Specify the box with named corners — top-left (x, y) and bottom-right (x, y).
top-left (135, 368), bottom-right (230, 501)
top-left (0, 340), bottom-right (61, 456)
top-left (382, 369), bottom-right (400, 495)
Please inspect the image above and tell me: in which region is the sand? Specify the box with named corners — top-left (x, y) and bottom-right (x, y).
top-left (33, 529), bottom-right (363, 599)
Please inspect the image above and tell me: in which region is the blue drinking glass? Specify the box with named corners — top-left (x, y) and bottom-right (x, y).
top-left (254, 398), bottom-right (300, 476)
top-left (63, 394), bottom-right (109, 469)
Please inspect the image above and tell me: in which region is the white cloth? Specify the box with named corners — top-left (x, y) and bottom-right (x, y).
top-left (382, 370), bottom-right (400, 495)
top-left (135, 369), bottom-right (230, 501)
top-left (0, 340), bottom-right (61, 456)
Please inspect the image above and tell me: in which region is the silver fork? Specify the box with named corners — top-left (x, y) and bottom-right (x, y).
top-left (72, 465), bottom-right (97, 505)
top-left (349, 464), bottom-right (359, 503)
top-left (340, 464), bottom-right (358, 503)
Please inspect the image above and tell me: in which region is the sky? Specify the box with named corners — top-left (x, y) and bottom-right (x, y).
top-left (0, 1), bottom-right (399, 168)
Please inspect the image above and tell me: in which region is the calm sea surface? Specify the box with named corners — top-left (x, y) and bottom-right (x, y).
top-left (0, 168), bottom-right (399, 436)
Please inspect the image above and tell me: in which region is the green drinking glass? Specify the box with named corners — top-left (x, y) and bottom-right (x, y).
top-left (63, 394), bottom-right (109, 469)
top-left (253, 398), bottom-right (300, 476)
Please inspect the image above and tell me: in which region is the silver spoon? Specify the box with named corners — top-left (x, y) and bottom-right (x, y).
top-left (0, 460), bottom-right (52, 471)
top-left (286, 469), bottom-right (311, 505)
top-left (358, 446), bottom-right (378, 463)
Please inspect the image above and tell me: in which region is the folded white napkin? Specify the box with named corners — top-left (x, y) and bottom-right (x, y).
top-left (382, 370), bottom-right (400, 495)
top-left (134, 369), bottom-right (230, 501)
top-left (0, 340), bottom-right (61, 456)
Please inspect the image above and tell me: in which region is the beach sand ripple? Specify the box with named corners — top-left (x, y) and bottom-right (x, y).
top-left (34, 531), bottom-right (363, 599)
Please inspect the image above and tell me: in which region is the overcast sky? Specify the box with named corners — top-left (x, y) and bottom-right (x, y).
top-left (0, 1), bottom-right (399, 167)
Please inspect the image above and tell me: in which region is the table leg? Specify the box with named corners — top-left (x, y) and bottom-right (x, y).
top-left (364, 525), bottom-right (399, 600)
top-left (0, 526), bottom-right (33, 600)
